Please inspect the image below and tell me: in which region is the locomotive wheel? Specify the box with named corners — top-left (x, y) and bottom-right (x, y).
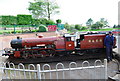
top-left (31, 50), bottom-right (36, 58)
top-left (40, 50), bottom-right (47, 57)
top-left (40, 50), bottom-right (55, 57)
top-left (47, 49), bottom-right (55, 57)
top-left (22, 53), bottom-right (29, 59)
top-left (49, 53), bottom-right (55, 57)
top-left (32, 54), bottom-right (36, 58)
top-left (22, 51), bottom-right (29, 59)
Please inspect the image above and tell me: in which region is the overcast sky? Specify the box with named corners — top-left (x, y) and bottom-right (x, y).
top-left (0, 0), bottom-right (119, 26)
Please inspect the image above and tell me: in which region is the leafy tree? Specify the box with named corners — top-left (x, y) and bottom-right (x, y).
top-left (96, 21), bottom-right (104, 29)
top-left (113, 25), bottom-right (116, 28)
top-left (69, 25), bottom-right (76, 32)
top-left (75, 24), bottom-right (81, 30)
top-left (0, 17), bottom-right (1, 25)
top-left (32, 18), bottom-right (55, 26)
top-left (118, 25), bottom-right (120, 27)
top-left (64, 23), bottom-right (70, 31)
top-left (56, 19), bottom-right (62, 24)
top-left (81, 26), bottom-right (88, 30)
top-left (32, 18), bottom-right (41, 26)
top-left (91, 24), bottom-right (97, 29)
top-left (86, 18), bottom-right (93, 30)
top-left (28, 0), bottom-right (59, 20)
top-left (100, 18), bottom-right (108, 27)
top-left (39, 18), bottom-right (48, 25)
top-left (90, 18), bottom-right (109, 29)
top-left (91, 21), bottom-right (104, 29)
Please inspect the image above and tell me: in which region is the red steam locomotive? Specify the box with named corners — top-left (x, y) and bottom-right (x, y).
top-left (3, 32), bottom-right (116, 59)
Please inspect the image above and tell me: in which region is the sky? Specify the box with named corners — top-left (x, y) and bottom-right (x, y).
top-left (0, 0), bottom-right (119, 26)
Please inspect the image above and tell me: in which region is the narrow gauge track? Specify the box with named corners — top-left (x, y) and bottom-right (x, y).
top-left (7, 51), bottom-right (107, 64)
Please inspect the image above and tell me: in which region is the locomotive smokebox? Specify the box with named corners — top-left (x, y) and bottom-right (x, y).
top-left (10, 39), bottom-right (22, 48)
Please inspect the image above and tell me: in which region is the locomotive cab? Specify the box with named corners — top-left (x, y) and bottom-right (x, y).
top-left (76, 34), bottom-right (85, 48)
top-left (64, 34), bottom-right (76, 50)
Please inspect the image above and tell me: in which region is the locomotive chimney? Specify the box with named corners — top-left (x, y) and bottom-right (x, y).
top-left (36, 34), bottom-right (43, 38)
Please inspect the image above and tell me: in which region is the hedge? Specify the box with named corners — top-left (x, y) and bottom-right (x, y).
top-left (0, 16), bottom-right (17, 25)
top-left (17, 14), bottom-right (32, 25)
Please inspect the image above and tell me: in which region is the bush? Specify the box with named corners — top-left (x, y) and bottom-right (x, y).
top-left (17, 14), bottom-right (32, 25)
top-left (15, 30), bottom-right (22, 33)
top-left (46, 20), bottom-right (55, 25)
top-left (1, 15), bottom-right (17, 25)
top-left (81, 26), bottom-right (88, 30)
top-left (38, 25), bottom-right (48, 32)
top-left (32, 30), bottom-right (37, 32)
top-left (75, 24), bottom-right (81, 30)
top-left (56, 19), bottom-right (62, 24)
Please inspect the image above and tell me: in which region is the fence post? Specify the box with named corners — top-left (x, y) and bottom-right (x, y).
top-left (37, 64), bottom-right (41, 80)
top-left (14, 24), bottom-right (16, 34)
top-left (104, 59), bottom-right (107, 80)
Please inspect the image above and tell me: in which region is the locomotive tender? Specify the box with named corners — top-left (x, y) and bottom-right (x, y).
top-left (3, 32), bottom-right (116, 59)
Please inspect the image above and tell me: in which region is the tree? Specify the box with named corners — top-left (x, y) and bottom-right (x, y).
top-left (96, 21), bottom-right (104, 29)
top-left (86, 18), bottom-right (93, 30)
top-left (100, 18), bottom-right (108, 28)
top-left (113, 24), bottom-right (116, 28)
top-left (28, 0), bottom-right (59, 20)
top-left (56, 19), bottom-right (62, 24)
top-left (91, 21), bottom-right (104, 29)
top-left (75, 24), bottom-right (81, 30)
top-left (32, 18), bottom-right (41, 26)
top-left (64, 23), bottom-right (70, 31)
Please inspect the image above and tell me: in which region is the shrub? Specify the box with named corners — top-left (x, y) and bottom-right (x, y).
top-left (81, 26), bottom-right (88, 30)
top-left (38, 25), bottom-right (48, 32)
top-left (32, 30), bottom-right (37, 32)
top-left (75, 24), bottom-right (81, 30)
top-left (56, 19), bottom-right (62, 24)
top-left (17, 14), bottom-right (32, 25)
top-left (46, 20), bottom-right (55, 25)
top-left (1, 15), bottom-right (17, 25)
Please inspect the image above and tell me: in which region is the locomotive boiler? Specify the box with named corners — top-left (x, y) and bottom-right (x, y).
top-left (3, 32), bottom-right (116, 59)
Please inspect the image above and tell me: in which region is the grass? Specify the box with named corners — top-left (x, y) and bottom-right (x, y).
top-left (0, 27), bottom-right (120, 35)
top-left (0, 30), bottom-right (21, 34)
top-left (0, 25), bottom-right (35, 28)
top-left (80, 28), bottom-right (120, 32)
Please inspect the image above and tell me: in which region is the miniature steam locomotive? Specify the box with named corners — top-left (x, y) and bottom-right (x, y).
top-left (3, 32), bottom-right (116, 59)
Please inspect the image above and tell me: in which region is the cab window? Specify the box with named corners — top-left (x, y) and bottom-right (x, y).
top-left (66, 37), bottom-right (71, 41)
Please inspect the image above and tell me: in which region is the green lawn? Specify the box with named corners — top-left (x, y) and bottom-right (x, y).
top-left (80, 28), bottom-right (120, 32)
top-left (0, 29), bottom-right (24, 34)
top-left (0, 27), bottom-right (120, 34)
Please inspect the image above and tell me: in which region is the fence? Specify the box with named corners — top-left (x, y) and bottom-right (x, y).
top-left (0, 59), bottom-right (108, 80)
